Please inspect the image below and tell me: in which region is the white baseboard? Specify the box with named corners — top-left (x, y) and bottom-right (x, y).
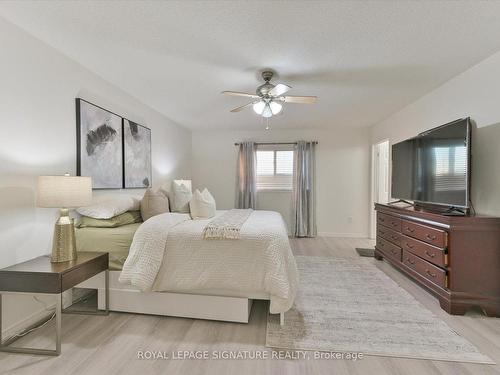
top-left (1, 291), bottom-right (73, 341)
top-left (2, 305), bottom-right (53, 341)
top-left (317, 232), bottom-right (369, 238)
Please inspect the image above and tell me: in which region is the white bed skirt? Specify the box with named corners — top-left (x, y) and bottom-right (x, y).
top-left (76, 271), bottom-right (282, 324)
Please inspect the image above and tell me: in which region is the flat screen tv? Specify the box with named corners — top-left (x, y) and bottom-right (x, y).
top-left (391, 118), bottom-right (471, 208)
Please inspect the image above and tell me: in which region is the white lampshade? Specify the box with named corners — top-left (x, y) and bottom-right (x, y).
top-left (262, 103), bottom-right (273, 118)
top-left (269, 101), bottom-right (283, 115)
top-left (37, 175), bottom-right (92, 208)
top-left (253, 101), bottom-right (265, 115)
top-left (174, 179), bottom-right (192, 192)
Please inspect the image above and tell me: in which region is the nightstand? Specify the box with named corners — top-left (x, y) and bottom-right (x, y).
top-left (0, 252), bottom-right (109, 356)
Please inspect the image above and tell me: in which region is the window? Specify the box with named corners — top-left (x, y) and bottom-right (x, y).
top-left (256, 147), bottom-right (294, 191)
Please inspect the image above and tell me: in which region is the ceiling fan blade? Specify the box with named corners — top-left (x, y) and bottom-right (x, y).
top-left (230, 102), bottom-right (255, 112)
top-left (222, 91), bottom-right (259, 99)
top-left (269, 83), bottom-right (291, 97)
top-left (281, 95), bottom-right (317, 104)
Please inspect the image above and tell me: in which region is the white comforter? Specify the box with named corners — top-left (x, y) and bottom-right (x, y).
top-left (119, 210), bottom-right (298, 314)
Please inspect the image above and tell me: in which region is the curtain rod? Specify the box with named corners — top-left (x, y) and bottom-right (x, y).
top-left (234, 141), bottom-right (318, 146)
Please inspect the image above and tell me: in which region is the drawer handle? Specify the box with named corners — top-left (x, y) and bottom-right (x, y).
top-left (425, 250), bottom-right (435, 258)
top-left (425, 269), bottom-right (437, 278)
top-left (392, 222), bottom-right (398, 227)
top-left (379, 230), bottom-right (385, 235)
top-left (405, 227), bottom-right (415, 233)
top-left (380, 242), bottom-right (385, 247)
top-left (426, 234), bottom-right (437, 241)
top-left (405, 242), bottom-right (414, 249)
top-left (380, 218), bottom-right (385, 222)
top-left (406, 258), bottom-right (415, 265)
top-left (391, 249), bottom-right (398, 255)
top-left (391, 235), bottom-right (398, 240)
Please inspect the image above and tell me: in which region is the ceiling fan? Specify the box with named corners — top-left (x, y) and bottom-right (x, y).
top-left (222, 71), bottom-right (317, 118)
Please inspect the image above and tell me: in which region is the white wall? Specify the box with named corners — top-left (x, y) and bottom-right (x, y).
top-left (192, 128), bottom-right (371, 237)
top-left (371, 49), bottom-right (500, 216)
top-left (0, 17), bottom-right (191, 337)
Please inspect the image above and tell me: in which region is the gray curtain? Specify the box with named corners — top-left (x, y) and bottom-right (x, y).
top-left (292, 141), bottom-right (317, 237)
top-left (235, 141), bottom-right (257, 209)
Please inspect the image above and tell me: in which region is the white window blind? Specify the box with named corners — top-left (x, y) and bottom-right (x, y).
top-left (276, 151), bottom-right (294, 174)
top-left (256, 146), bottom-right (294, 191)
top-left (256, 151), bottom-right (274, 176)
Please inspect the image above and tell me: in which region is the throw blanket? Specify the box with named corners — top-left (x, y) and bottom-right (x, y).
top-left (203, 208), bottom-right (253, 239)
top-left (119, 213), bottom-right (191, 291)
top-left (120, 210), bottom-right (298, 314)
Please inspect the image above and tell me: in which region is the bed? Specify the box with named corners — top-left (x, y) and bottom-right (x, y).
top-left (76, 210), bottom-right (298, 325)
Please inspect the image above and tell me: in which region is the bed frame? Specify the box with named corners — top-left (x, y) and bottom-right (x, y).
top-left (76, 271), bottom-right (285, 325)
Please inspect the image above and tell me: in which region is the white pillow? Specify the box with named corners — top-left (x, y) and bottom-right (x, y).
top-left (170, 181), bottom-right (192, 213)
top-left (77, 196), bottom-right (140, 219)
top-left (189, 188), bottom-right (216, 219)
top-left (140, 188), bottom-right (170, 221)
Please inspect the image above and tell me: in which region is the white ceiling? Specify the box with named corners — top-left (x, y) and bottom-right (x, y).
top-left (2, 1), bottom-right (500, 131)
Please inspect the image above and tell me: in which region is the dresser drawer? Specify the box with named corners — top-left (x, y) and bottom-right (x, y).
top-left (376, 237), bottom-right (402, 262)
top-left (402, 250), bottom-right (447, 288)
top-left (401, 220), bottom-right (447, 248)
top-left (377, 213), bottom-right (402, 231)
top-left (377, 225), bottom-right (402, 247)
top-left (401, 235), bottom-right (447, 267)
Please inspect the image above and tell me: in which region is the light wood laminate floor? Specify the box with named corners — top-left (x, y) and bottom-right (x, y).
top-left (1, 237), bottom-right (499, 375)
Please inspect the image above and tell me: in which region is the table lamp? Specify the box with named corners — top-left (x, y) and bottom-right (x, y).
top-left (37, 174), bottom-right (92, 263)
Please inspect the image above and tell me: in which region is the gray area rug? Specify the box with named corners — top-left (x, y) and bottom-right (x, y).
top-left (266, 256), bottom-right (494, 364)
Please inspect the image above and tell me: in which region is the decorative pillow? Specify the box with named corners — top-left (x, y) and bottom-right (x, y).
top-left (190, 188), bottom-right (216, 219)
top-left (171, 181), bottom-right (192, 213)
top-left (77, 211), bottom-right (142, 228)
top-left (140, 188), bottom-right (170, 221)
top-left (77, 196), bottom-right (141, 219)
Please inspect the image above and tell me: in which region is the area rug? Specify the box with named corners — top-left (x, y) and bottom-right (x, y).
top-left (266, 256), bottom-right (494, 364)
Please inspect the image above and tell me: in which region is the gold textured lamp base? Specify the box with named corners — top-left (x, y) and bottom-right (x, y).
top-left (51, 208), bottom-right (77, 263)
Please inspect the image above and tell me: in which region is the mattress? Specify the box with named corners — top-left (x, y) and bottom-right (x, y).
top-left (75, 223), bottom-right (141, 270)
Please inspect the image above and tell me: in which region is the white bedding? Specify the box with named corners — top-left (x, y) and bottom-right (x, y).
top-left (119, 210), bottom-right (298, 314)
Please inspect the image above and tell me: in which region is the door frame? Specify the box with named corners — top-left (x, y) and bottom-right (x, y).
top-left (370, 139), bottom-right (390, 239)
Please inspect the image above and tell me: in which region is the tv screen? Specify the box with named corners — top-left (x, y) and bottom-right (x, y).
top-left (391, 118), bottom-right (470, 208)
top-left (391, 137), bottom-right (419, 203)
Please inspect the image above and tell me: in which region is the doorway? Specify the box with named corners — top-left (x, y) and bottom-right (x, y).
top-left (370, 139), bottom-right (390, 238)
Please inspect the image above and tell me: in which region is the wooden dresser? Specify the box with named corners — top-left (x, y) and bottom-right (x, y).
top-left (374, 203), bottom-right (500, 317)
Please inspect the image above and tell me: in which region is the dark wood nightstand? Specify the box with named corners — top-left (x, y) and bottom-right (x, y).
top-left (0, 252), bottom-right (109, 356)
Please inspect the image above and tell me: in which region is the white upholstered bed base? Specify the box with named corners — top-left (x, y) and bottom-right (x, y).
top-left (76, 271), bottom-right (284, 325)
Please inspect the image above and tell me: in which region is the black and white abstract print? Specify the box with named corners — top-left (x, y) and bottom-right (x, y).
top-left (77, 99), bottom-right (123, 189)
top-left (124, 119), bottom-right (151, 188)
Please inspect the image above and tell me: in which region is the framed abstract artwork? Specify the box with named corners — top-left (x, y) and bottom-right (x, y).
top-left (123, 119), bottom-right (152, 188)
top-left (76, 99), bottom-right (123, 189)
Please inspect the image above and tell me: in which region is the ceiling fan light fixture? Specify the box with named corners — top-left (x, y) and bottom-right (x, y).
top-left (269, 101), bottom-right (283, 115)
top-left (262, 103), bottom-right (273, 118)
top-left (252, 101), bottom-right (265, 115)
top-left (223, 70), bottom-right (317, 127)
